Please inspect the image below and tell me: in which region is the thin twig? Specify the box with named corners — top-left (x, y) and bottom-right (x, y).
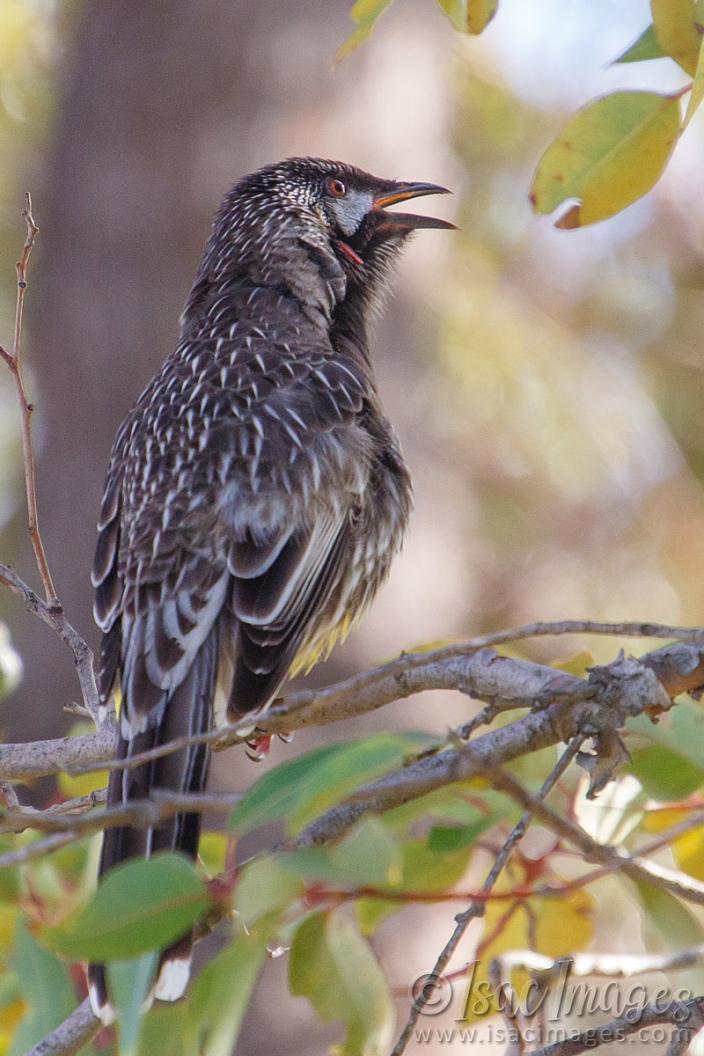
top-left (0, 787), bottom-right (108, 834)
top-left (0, 789), bottom-right (242, 868)
top-left (389, 736), bottom-right (585, 1056)
top-left (0, 562), bottom-right (100, 722)
top-left (0, 194), bottom-right (56, 602)
top-left (490, 771), bottom-right (704, 907)
top-left (0, 198), bottom-right (100, 723)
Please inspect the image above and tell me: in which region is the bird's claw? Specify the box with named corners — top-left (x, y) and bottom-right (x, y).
top-left (245, 731), bottom-right (272, 762)
top-left (244, 728), bottom-right (295, 761)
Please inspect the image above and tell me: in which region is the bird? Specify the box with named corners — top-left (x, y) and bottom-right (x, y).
top-left (87, 157), bottom-right (453, 1021)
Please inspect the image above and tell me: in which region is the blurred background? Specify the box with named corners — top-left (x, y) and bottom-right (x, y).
top-left (1, 0), bottom-right (704, 1050)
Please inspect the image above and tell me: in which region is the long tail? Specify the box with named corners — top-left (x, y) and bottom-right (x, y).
top-left (87, 627), bottom-right (219, 1023)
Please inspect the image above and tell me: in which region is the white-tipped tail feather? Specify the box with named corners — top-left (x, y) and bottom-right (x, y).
top-left (88, 979), bottom-right (115, 1026)
top-left (88, 952), bottom-right (192, 1025)
top-left (154, 953), bottom-right (192, 1002)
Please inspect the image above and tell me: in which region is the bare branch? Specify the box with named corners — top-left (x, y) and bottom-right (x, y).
top-left (25, 998), bottom-right (100, 1056)
top-left (4, 631), bottom-right (703, 784)
top-left (0, 789), bottom-right (241, 868)
top-left (0, 562), bottom-right (100, 722)
top-left (0, 718), bottom-right (114, 782)
top-left (494, 945), bottom-right (704, 980)
top-left (527, 996), bottom-right (704, 1056)
top-left (490, 769), bottom-right (704, 907)
top-left (0, 787), bottom-right (107, 833)
top-left (389, 736), bottom-right (584, 1056)
top-left (0, 194), bottom-right (57, 602)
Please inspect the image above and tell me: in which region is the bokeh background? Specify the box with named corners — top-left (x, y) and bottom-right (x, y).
top-left (1, 0), bottom-right (704, 1051)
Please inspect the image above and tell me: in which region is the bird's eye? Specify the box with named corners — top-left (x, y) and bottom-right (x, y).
top-left (326, 177), bottom-right (347, 198)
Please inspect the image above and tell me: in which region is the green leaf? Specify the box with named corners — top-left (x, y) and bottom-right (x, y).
top-left (290, 911), bottom-right (394, 1056)
top-left (531, 90), bottom-right (682, 229)
top-left (235, 855), bottom-right (305, 927)
top-left (44, 853), bottom-right (210, 961)
top-left (628, 698), bottom-right (704, 775)
top-left (630, 744), bottom-right (704, 800)
top-left (437, 0), bottom-right (499, 35)
top-left (357, 838), bottom-right (472, 933)
top-left (185, 929), bottom-right (268, 1056)
top-left (651, 0), bottom-right (700, 75)
top-left (337, 0), bottom-right (396, 59)
top-left (382, 784), bottom-right (514, 833)
top-left (137, 1004), bottom-right (187, 1056)
top-left (613, 25), bottom-right (666, 64)
top-left (231, 733), bottom-right (431, 837)
top-left (636, 879), bottom-right (704, 994)
top-left (636, 878), bottom-right (704, 948)
top-left (278, 817), bottom-right (402, 889)
top-left (0, 837), bottom-right (23, 901)
top-left (9, 921), bottom-right (76, 1056)
top-left (427, 819), bottom-right (490, 851)
top-left (0, 970), bottom-right (20, 1011)
top-left (108, 952), bottom-right (159, 1056)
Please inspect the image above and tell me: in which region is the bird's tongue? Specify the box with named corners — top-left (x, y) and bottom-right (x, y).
top-left (335, 239), bottom-right (364, 267)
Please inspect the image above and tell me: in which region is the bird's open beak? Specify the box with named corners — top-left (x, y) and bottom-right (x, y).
top-left (373, 182), bottom-right (456, 230)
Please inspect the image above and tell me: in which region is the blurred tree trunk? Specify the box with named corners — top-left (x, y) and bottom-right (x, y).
top-left (10, 0), bottom-right (357, 739)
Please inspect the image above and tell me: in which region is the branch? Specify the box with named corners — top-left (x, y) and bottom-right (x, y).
top-left (527, 996), bottom-right (704, 1056)
top-left (0, 194), bottom-right (56, 602)
top-left (0, 563), bottom-right (100, 722)
top-left (25, 998), bottom-right (101, 1056)
top-left (0, 790), bottom-right (241, 868)
top-left (0, 198), bottom-right (101, 722)
top-left (489, 769), bottom-right (704, 907)
top-left (494, 945), bottom-right (704, 981)
top-left (4, 630), bottom-right (704, 783)
top-left (389, 736), bottom-right (584, 1056)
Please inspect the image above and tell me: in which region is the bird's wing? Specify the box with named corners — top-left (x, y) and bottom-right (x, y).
top-left (92, 410), bottom-right (230, 737)
top-left (218, 348), bottom-right (369, 716)
top-left (225, 505), bottom-right (351, 715)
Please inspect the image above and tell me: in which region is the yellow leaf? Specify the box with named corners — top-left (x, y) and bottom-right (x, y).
top-left (651, 0), bottom-right (701, 75)
top-left (198, 832), bottom-right (229, 876)
top-left (553, 652), bottom-right (593, 678)
top-left (0, 999), bottom-right (27, 1047)
top-left (535, 889), bottom-right (593, 957)
top-left (337, 0), bottom-right (395, 60)
top-left (0, 906), bottom-right (17, 954)
top-left (459, 884), bottom-right (594, 1022)
top-left (642, 806), bottom-right (688, 834)
top-left (531, 91), bottom-right (682, 229)
top-left (437, 0), bottom-right (499, 34)
top-left (57, 721), bottom-right (108, 798)
top-left (57, 769), bottom-right (107, 799)
top-left (683, 39), bottom-right (704, 127)
top-left (643, 807), bottom-right (704, 880)
top-left (672, 828), bottom-right (704, 880)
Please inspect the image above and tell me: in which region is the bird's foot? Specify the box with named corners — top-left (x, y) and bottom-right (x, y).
top-left (244, 728), bottom-right (295, 761)
top-left (245, 731), bottom-right (272, 762)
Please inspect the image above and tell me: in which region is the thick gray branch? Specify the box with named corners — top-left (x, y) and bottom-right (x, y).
top-left (25, 999), bottom-right (100, 1056)
top-left (0, 637), bottom-right (696, 783)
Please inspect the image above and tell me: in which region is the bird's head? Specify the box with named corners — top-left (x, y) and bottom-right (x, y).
top-left (208, 157), bottom-right (454, 320)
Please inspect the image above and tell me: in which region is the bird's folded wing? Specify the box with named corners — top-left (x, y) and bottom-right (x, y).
top-left (225, 507), bottom-right (350, 713)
